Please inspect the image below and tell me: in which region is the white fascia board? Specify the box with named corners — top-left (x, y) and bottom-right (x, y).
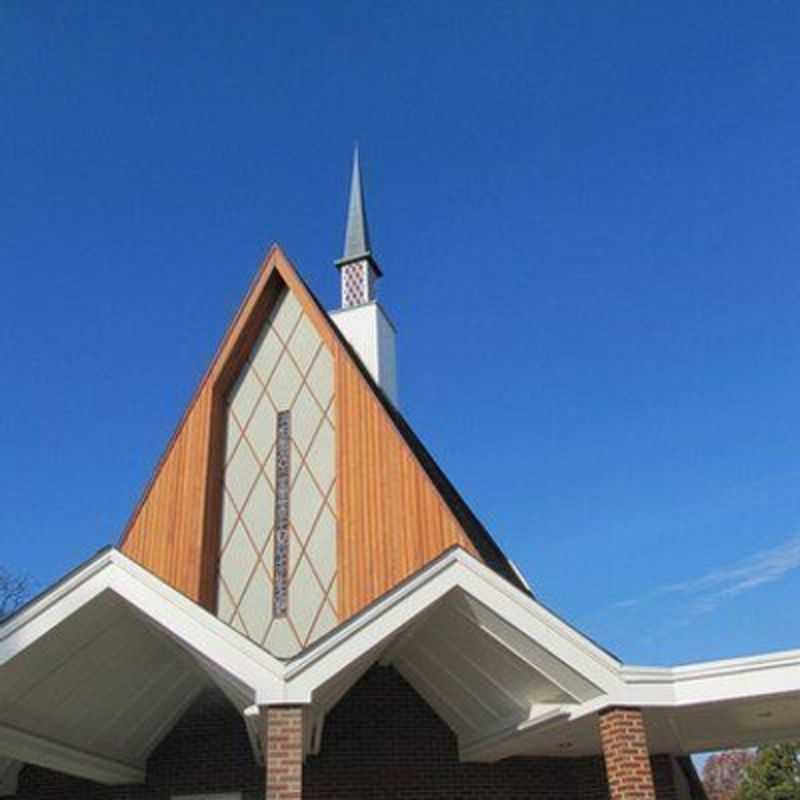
top-left (0, 549), bottom-right (287, 705)
top-left (620, 650), bottom-right (800, 708)
top-left (6, 542), bottom-right (800, 744)
top-left (284, 549), bottom-right (624, 701)
top-left (0, 548), bottom-right (117, 651)
top-left (0, 561), bottom-right (116, 666)
top-left (284, 555), bottom-right (460, 698)
top-left (452, 552), bottom-right (623, 678)
top-left (0, 723), bottom-right (145, 785)
top-left (508, 559), bottom-right (533, 594)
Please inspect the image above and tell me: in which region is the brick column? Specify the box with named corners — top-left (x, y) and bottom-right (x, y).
top-left (598, 707), bottom-right (656, 800)
top-left (262, 705), bottom-right (303, 800)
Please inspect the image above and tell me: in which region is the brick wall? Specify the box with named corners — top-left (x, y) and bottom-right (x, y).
top-left (304, 666), bottom-right (679, 800)
top-left (14, 666), bottom-right (680, 800)
top-left (263, 706), bottom-right (303, 800)
top-left (599, 707), bottom-right (658, 800)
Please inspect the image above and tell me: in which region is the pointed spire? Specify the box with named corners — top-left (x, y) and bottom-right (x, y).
top-left (342, 145), bottom-right (372, 261)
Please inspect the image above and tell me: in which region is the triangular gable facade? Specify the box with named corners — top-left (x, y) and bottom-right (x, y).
top-left (120, 246), bottom-right (522, 656)
top-left (7, 152), bottom-right (800, 800)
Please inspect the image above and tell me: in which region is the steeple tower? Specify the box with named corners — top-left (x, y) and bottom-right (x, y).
top-left (336, 146), bottom-right (383, 307)
top-left (331, 147), bottom-right (398, 404)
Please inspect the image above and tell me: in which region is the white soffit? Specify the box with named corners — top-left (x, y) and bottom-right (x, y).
top-left (281, 548), bottom-right (800, 761)
top-left (0, 549), bottom-right (285, 784)
top-left (389, 595), bottom-right (586, 737)
top-left (284, 548), bottom-right (621, 699)
top-left (2, 545), bottom-right (800, 773)
top-left (666, 693), bottom-right (800, 753)
top-left (280, 549), bottom-right (619, 760)
top-left (0, 549), bottom-right (284, 694)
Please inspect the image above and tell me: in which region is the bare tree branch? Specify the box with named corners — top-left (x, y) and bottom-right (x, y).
top-left (0, 566), bottom-right (32, 620)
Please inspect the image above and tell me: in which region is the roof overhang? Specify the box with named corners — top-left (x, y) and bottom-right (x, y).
top-left (0, 549), bottom-right (285, 790)
top-left (278, 547), bottom-right (800, 761)
top-left (280, 547), bottom-right (619, 759)
top-left (2, 545), bottom-right (800, 793)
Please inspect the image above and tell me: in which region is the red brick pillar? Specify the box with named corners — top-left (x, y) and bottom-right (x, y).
top-left (598, 707), bottom-right (656, 800)
top-left (262, 705), bottom-right (303, 800)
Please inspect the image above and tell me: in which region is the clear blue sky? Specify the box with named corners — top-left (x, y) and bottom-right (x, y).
top-left (2, 2), bottom-right (800, 668)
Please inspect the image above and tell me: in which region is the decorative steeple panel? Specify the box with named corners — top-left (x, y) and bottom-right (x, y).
top-left (217, 287), bottom-right (338, 656)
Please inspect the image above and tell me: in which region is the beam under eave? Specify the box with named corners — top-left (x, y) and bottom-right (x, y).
top-left (448, 602), bottom-right (591, 703)
top-left (0, 724), bottom-right (145, 785)
top-left (459, 706), bottom-right (570, 762)
top-left (0, 759), bottom-right (21, 797)
top-left (243, 706), bottom-right (264, 766)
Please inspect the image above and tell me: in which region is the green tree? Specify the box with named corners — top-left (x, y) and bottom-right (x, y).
top-left (737, 743), bottom-right (800, 800)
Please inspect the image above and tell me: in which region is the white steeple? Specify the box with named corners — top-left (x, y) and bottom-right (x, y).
top-left (331, 147), bottom-right (398, 405)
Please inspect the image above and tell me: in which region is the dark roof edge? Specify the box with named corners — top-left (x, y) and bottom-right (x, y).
top-left (294, 269), bottom-right (529, 597)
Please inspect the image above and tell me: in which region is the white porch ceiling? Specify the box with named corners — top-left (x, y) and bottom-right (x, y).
top-left (2, 545), bottom-right (800, 787)
top-left (0, 591), bottom-right (211, 781)
top-left (283, 548), bottom-right (800, 763)
top-left (661, 693), bottom-right (800, 754)
top-left (0, 549), bottom-right (284, 789)
top-left (300, 588), bottom-right (605, 761)
top-left (389, 593), bottom-right (585, 740)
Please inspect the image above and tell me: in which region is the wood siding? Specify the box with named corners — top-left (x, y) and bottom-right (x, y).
top-left (121, 388), bottom-right (213, 603)
top-left (335, 343), bottom-right (478, 619)
top-left (120, 248), bottom-right (336, 608)
top-left (121, 244), bottom-right (485, 622)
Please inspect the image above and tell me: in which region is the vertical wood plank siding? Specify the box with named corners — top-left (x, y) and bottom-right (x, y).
top-left (120, 245), bottom-right (483, 620)
top-left (334, 340), bottom-right (478, 619)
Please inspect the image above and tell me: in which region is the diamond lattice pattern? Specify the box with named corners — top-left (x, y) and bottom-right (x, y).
top-left (342, 262), bottom-right (365, 307)
top-left (217, 288), bottom-right (338, 657)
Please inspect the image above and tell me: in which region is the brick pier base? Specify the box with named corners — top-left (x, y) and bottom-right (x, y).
top-left (262, 705), bottom-right (304, 800)
top-left (599, 707), bottom-right (656, 800)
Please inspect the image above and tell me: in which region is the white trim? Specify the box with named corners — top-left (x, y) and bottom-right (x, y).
top-left (0, 549), bottom-right (293, 778)
top-left (3, 545), bottom-right (800, 766)
top-left (278, 547), bottom-right (800, 758)
top-left (0, 550), bottom-right (285, 705)
top-left (619, 650), bottom-right (800, 707)
top-left (0, 723), bottom-right (145, 785)
top-left (283, 549), bottom-right (621, 700)
top-left (459, 705), bottom-right (570, 761)
top-left (508, 559), bottom-right (533, 593)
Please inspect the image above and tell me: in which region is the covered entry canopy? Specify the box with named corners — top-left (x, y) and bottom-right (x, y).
top-left (1, 547), bottom-right (800, 795)
top-left (283, 547), bottom-right (800, 762)
top-left (0, 549), bottom-right (284, 792)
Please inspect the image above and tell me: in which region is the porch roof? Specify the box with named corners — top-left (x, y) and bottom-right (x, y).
top-left (1, 546), bottom-right (800, 795)
top-left (0, 548), bottom-right (283, 791)
top-left (280, 546), bottom-right (800, 762)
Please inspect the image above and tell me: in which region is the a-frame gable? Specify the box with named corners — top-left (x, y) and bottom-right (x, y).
top-left (120, 245), bottom-right (524, 655)
top-left (120, 246), bottom-right (335, 612)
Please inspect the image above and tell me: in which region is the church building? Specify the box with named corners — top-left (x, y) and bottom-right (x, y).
top-left (1, 152), bottom-right (799, 800)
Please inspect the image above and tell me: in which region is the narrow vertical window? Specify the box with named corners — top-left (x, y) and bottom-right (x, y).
top-left (273, 410), bottom-right (291, 617)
